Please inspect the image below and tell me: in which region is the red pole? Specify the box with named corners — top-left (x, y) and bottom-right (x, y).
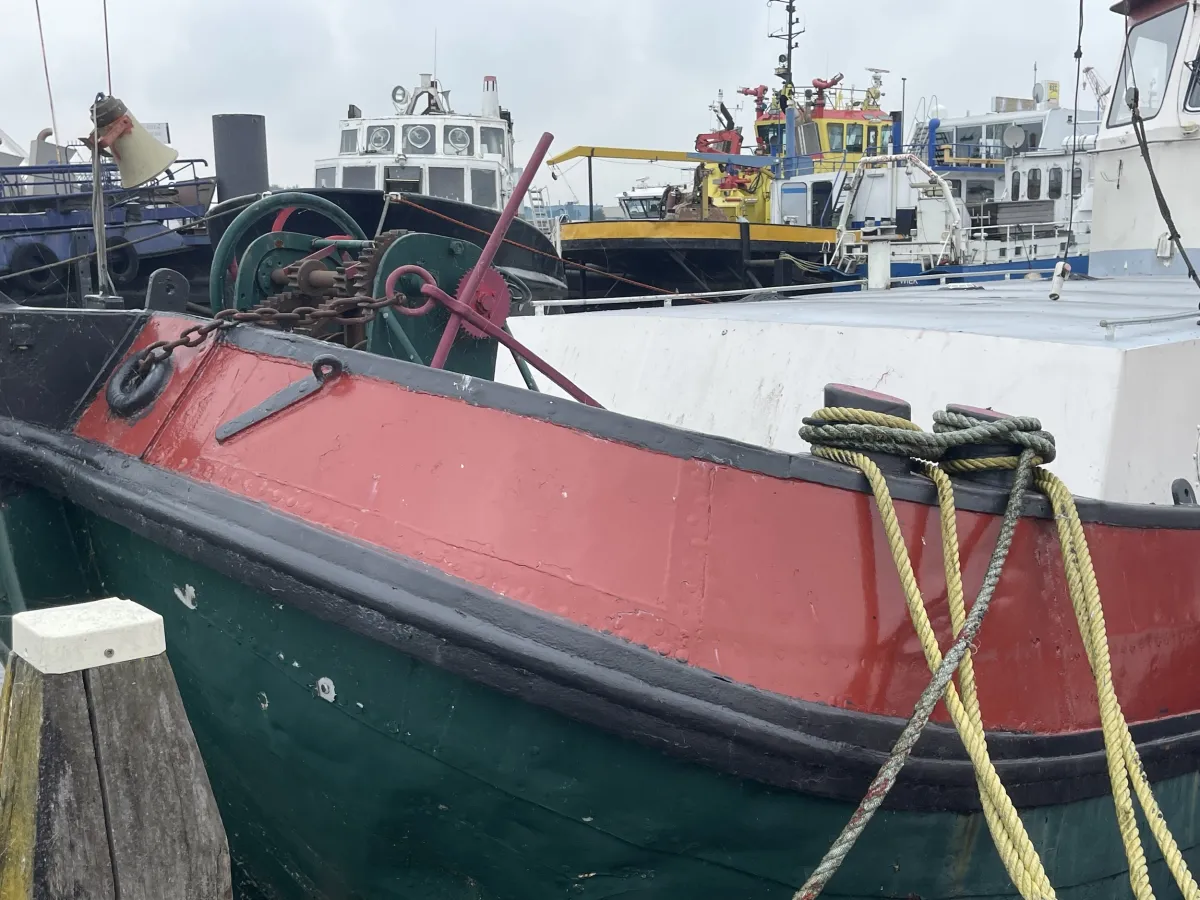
top-left (430, 131), bottom-right (554, 369)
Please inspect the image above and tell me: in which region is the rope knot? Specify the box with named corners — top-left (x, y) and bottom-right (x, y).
top-left (799, 405), bottom-right (1056, 467)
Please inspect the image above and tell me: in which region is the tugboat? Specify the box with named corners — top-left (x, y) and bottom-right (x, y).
top-left (0, 123), bottom-right (215, 307)
top-left (5, 4), bottom-right (1200, 900)
top-left (304, 73), bottom-right (567, 306)
top-left (547, 4), bottom-right (888, 298)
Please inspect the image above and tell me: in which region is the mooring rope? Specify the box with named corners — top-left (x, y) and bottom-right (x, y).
top-left (794, 406), bottom-right (1198, 900)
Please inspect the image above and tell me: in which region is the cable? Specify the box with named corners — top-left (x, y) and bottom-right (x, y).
top-left (0, 203), bottom-right (235, 283)
top-left (1060, 0), bottom-right (1084, 263)
top-left (91, 97), bottom-right (116, 296)
top-left (102, 0), bottom-right (113, 95)
top-left (392, 195), bottom-right (677, 295)
top-left (1129, 100), bottom-right (1200, 295)
top-left (32, 0), bottom-right (64, 165)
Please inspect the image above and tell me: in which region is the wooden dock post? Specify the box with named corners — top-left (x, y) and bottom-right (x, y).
top-left (0, 597), bottom-right (231, 899)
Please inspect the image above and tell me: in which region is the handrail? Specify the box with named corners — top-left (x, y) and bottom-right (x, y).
top-left (527, 266), bottom-right (1060, 313)
top-left (830, 154), bottom-right (963, 267)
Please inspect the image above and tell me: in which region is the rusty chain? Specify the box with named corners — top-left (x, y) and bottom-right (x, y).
top-left (134, 292), bottom-right (419, 374)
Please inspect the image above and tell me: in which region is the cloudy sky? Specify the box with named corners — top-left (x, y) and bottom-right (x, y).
top-left (4, 0), bottom-right (1128, 208)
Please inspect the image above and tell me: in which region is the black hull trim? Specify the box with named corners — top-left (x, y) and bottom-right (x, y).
top-left (4, 421), bottom-right (1200, 814)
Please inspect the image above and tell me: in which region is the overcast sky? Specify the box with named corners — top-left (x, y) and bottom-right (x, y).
top-left (4, 0), bottom-right (1128, 208)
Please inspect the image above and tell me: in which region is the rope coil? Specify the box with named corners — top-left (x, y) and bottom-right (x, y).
top-left (793, 406), bottom-right (1195, 900)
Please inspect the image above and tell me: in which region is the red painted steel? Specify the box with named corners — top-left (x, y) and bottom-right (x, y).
top-left (76, 315), bottom-right (217, 458)
top-left (76, 332), bottom-right (1200, 735)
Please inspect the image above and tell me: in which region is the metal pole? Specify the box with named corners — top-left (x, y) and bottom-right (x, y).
top-left (430, 131), bottom-right (554, 368)
top-left (587, 154), bottom-right (594, 221)
top-left (901, 78), bottom-right (907, 151)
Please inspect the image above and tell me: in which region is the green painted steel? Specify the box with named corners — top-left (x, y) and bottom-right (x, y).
top-left (209, 192), bottom-right (368, 313)
top-left (231, 232), bottom-right (338, 311)
top-left (367, 233), bottom-right (499, 380)
top-left (6, 489), bottom-right (1200, 899)
top-left (0, 485), bottom-right (96, 651)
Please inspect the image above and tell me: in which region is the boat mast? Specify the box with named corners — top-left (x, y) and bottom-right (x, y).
top-left (767, 0), bottom-right (803, 93)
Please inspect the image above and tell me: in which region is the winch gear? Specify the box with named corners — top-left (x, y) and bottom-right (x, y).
top-left (353, 229), bottom-right (408, 297)
top-left (455, 266), bottom-right (512, 338)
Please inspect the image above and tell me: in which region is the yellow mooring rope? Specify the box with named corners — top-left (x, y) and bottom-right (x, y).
top-left (795, 406), bottom-right (1198, 900)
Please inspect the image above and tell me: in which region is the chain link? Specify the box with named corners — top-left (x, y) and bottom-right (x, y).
top-left (135, 292), bottom-right (421, 374)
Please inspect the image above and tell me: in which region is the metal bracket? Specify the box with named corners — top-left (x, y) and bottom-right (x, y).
top-left (144, 268), bottom-right (191, 312)
top-left (215, 355), bottom-right (343, 443)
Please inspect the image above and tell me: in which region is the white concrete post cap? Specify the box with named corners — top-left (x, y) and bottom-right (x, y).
top-left (12, 598), bottom-right (166, 675)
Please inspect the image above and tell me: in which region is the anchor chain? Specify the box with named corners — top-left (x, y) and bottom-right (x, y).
top-left (133, 290), bottom-right (430, 375)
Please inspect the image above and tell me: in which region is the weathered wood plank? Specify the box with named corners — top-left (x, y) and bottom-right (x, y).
top-left (0, 656), bottom-right (115, 900)
top-left (88, 653), bottom-right (232, 900)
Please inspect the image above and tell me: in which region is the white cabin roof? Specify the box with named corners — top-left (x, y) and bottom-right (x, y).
top-left (598, 277), bottom-right (1200, 350)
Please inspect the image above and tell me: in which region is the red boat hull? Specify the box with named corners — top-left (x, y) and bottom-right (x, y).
top-left (73, 314), bottom-right (1200, 738)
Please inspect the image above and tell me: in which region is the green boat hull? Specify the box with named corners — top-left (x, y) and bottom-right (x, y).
top-left (2, 485), bottom-right (1198, 900)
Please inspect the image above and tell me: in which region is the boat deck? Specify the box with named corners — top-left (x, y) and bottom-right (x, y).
top-left (579, 276), bottom-right (1200, 349)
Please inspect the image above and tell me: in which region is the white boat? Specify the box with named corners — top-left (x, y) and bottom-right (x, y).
top-left (773, 84), bottom-right (1101, 278)
top-left (314, 74), bottom-right (517, 213)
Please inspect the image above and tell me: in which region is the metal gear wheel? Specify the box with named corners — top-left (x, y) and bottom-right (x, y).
top-left (455, 266), bottom-right (512, 338)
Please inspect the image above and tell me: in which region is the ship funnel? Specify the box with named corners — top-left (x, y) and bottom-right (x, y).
top-left (482, 76), bottom-right (500, 118)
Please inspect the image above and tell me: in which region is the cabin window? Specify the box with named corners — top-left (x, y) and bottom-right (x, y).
top-left (948, 179), bottom-right (963, 198)
top-left (846, 124), bottom-right (864, 154)
top-left (444, 125), bottom-right (475, 157)
top-left (1108, 3), bottom-right (1188, 127)
top-left (339, 129), bottom-right (358, 154)
top-left (956, 125), bottom-right (982, 158)
top-left (1187, 51), bottom-right (1200, 110)
top-left (866, 125), bottom-right (879, 152)
top-left (402, 124), bottom-right (436, 155)
top-left (811, 180), bottom-right (834, 227)
top-left (341, 165), bottom-right (377, 189)
top-left (1027, 168), bottom-right (1041, 200)
top-left (965, 180), bottom-right (995, 203)
top-left (1048, 166), bottom-right (1063, 199)
top-left (985, 123), bottom-right (1006, 158)
top-left (365, 125), bottom-right (395, 154)
top-left (428, 167), bottom-right (466, 202)
top-left (1072, 166), bottom-right (1083, 198)
top-left (471, 169), bottom-right (498, 208)
top-left (1011, 170), bottom-right (1021, 201)
top-left (826, 123), bottom-right (844, 152)
top-left (881, 124), bottom-right (892, 151)
top-left (384, 165), bottom-right (422, 193)
top-left (314, 167), bottom-right (336, 189)
top-left (758, 123), bottom-right (783, 154)
top-left (798, 122), bottom-right (821, 155)
top-left (481, 126), bottom-right (506, 155)
top-left (621, 196), bottom-right (663, 219)
top-left (780, 185), bottom-right (808, 224)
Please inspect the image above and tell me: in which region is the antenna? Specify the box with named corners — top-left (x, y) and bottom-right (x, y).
top-left (767, 0), bottom-right (804, 88)
top-left (433, 29), bottom-right (438, 81)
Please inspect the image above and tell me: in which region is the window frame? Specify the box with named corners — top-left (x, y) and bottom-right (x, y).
top-left (1027, 167), bottom-right (1042, 201)
top-left (1048, 166), bottom-right (1063, 200)
top-left (1107, 3), bottom-right (1189, 127)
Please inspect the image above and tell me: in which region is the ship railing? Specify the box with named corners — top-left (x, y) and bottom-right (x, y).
top-left (966, 221), bottom-right (1090, 245)
top-left (829, 154), bottom-right (963, 268)
top-left (0, 158), bottom-right (211, 208)
top-left (530, 267), bottom-right (1059, 314)
top-left (901, 141), bottom-right (1010, 168)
